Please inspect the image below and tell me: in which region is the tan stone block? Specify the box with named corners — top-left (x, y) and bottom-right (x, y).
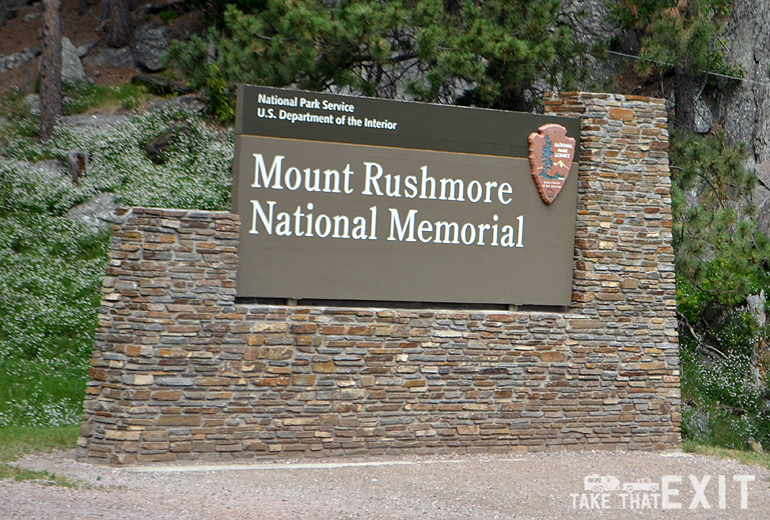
top-left (320, 325), bottom-right (347, 335)
top-left (141, 441), bottom-right (170, 451)
top-left (142, 430), bottom-right (168, 442)
top-left (152, 390), bottom-right (182, 401)
top-left (313, 361), bottom-right (335, 373)
top-left (247, 334), bottom-right (265, 346)
top-left (105, 429), bottom-right (142, 441)
top-left (253, 323), bottom-right (289, 333)
top-left (256, 377), bottom-right (290, 386)
top-left (219, 360), bottom-right (241, 376)
top-left (241, 361), bottom-right (260, 372)
top-left (620, 278), bottom-right (640, 290)
top-left (291, 324), bottom-right (318, 334)
top-left (608, 108), bottom-right (634, 121)
top-left (540, 352), bottom-right (566, 363)
top-left (568, 319), bottom-right (602, 329)
top-left (596, 292), bottom-right (625, 301)
top-left (340, 388), bottom-right (367, 400)
top-left (123, 345), bottom-right (144, 357)
top-left (293, 374), bottom-right (317, 386)
top-left (259, 346), bottom-right (292, 360)
top-left (132, 374), bottom-right (154, 385)
top-left (284, 418), bottom-right (317, 426)
top-left (136, 452), bottom-right (177, 462)
top-left (374, 326), bottom-right (391, 336)
top-left (198, 377), bottom-right (229, 386)
top-left (157, 348), bottom-right (186, 358)
top-left (463, 403), bottom-right (492, 411)
top-left (157, 415), bottom-right (200, 426)
top-left (89, 367), bottom-right (108, 381)
top-left (170, 442), bottom-right (192, 453)
top-left (244, 346), bottom-right (259, 360)
top-left (434, 329), bottom-right (462, 338)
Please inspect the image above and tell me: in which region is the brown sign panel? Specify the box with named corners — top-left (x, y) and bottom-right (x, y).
top-left (233, 85), bottom-right (580, 306)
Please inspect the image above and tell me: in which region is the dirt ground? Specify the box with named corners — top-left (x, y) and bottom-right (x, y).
top-left (1, 448), bottom-right (769, 519)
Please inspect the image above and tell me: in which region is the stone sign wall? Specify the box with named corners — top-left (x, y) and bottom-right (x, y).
top-left (77, 92), bottom-right (680, 465)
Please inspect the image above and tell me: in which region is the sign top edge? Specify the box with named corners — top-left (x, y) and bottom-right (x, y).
top-left (236, 84), bottom-right (581, 159)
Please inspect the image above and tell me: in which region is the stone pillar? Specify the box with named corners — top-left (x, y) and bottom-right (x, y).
top-left (546, 92), bottom-right (680, 450)
top-left (78, 208), bottom-right (240, 465)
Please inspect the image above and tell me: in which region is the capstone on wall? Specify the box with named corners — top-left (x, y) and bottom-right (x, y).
top-left (77, 92), bottom-right (680, 465)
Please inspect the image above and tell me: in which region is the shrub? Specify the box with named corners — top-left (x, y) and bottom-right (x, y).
top-left (0, 107), bottom-right (234, 426)
top-left (680, 317), bottom-right (770, 450)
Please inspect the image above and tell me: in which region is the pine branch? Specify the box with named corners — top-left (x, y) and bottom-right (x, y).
top-left (677, 311), bottom-right (728, 360)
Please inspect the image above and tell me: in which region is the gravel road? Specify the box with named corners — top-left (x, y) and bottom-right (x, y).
top-left (1, 449), bottom-right (768, 519)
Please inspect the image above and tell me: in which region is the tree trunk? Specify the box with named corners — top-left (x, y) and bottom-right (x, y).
top-left (674, 69), bottom-right (698, 131)
top-left (99, 0), bottom-right (109, 21)
top-left (444, 0), bottom-right (461, 15)
top-left (108, 0), bottom-right (131, 47)
top-left (40, 0), bottom-right (62, 141)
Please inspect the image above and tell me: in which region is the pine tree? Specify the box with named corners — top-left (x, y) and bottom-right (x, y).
top-left (612, 0), bottom-right (740, 131)
top-left (166, 0), bottom-right (588, 119)
top-left (669, 130), bottom-right (769, 303)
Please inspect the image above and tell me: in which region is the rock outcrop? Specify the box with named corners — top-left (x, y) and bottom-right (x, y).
top-left (716, 0), bottom-right (770, 234)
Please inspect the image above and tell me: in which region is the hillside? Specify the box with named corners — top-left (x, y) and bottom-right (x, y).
top-left (0, 0), bottom-right (206, 98)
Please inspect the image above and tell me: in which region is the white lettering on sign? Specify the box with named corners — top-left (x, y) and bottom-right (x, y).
top-left (252, 154), bottom-right (355, 194)
top-left (361, 162), bottom-right (512, 204)
top-left (250, 201), bottom-right (377, 240)
top-left (386, 208), bottom-right (523, 247)
top-left (247, 153), bottom-right (528, 250)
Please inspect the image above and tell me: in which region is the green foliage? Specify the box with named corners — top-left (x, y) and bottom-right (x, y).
top-left (0, 358), bottom-right (91, 427)
top-left (0, 163), bottom-right (108, 426)
top-left (0, 426), bottom-right (80, 463)
top-left (0, 88), bottom-right (41, 149)
top-left (612, 0), bottom-right (738, 79)
top-left (683, 440), bottom-right (770, 471)
top-left (166, 0), bottom-right (588, 120)
top-left (0, 425), bottom-right (81, 485)
top-left (0, 107), bottom-right (234, 427)
top-left (609, 1), bottom-right (742, 129)
top-left (0, 162), bottom-right (72, 217)
top-left (62, 82), bottom-right (150, 114)
top-left (669, 130), bottom-right (770, 452)
top-left (187, 0), bottom-right (267, 25)
top-left (159, 7), bottom-right (180, 22)
top-left (680, 339), bottom-right (770, 450)
top-left (0, 216), bottom-right (108, 362)
top-left (670, 130), bottom-right (769, 304)
top-left (206, 76), bottom-right (235, 122)
top-left (35, 109), bottom-right (233, 210)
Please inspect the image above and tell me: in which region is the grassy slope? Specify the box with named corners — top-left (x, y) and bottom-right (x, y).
top-left (0, 85), bottom-right (233, 430)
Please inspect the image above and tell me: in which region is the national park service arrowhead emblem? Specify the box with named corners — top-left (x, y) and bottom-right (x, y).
top-left (528, 124), bottom-right (576, 205)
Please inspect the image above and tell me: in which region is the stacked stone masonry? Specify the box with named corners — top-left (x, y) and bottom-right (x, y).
top-left (77, 92), bottom-right (681, 465)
